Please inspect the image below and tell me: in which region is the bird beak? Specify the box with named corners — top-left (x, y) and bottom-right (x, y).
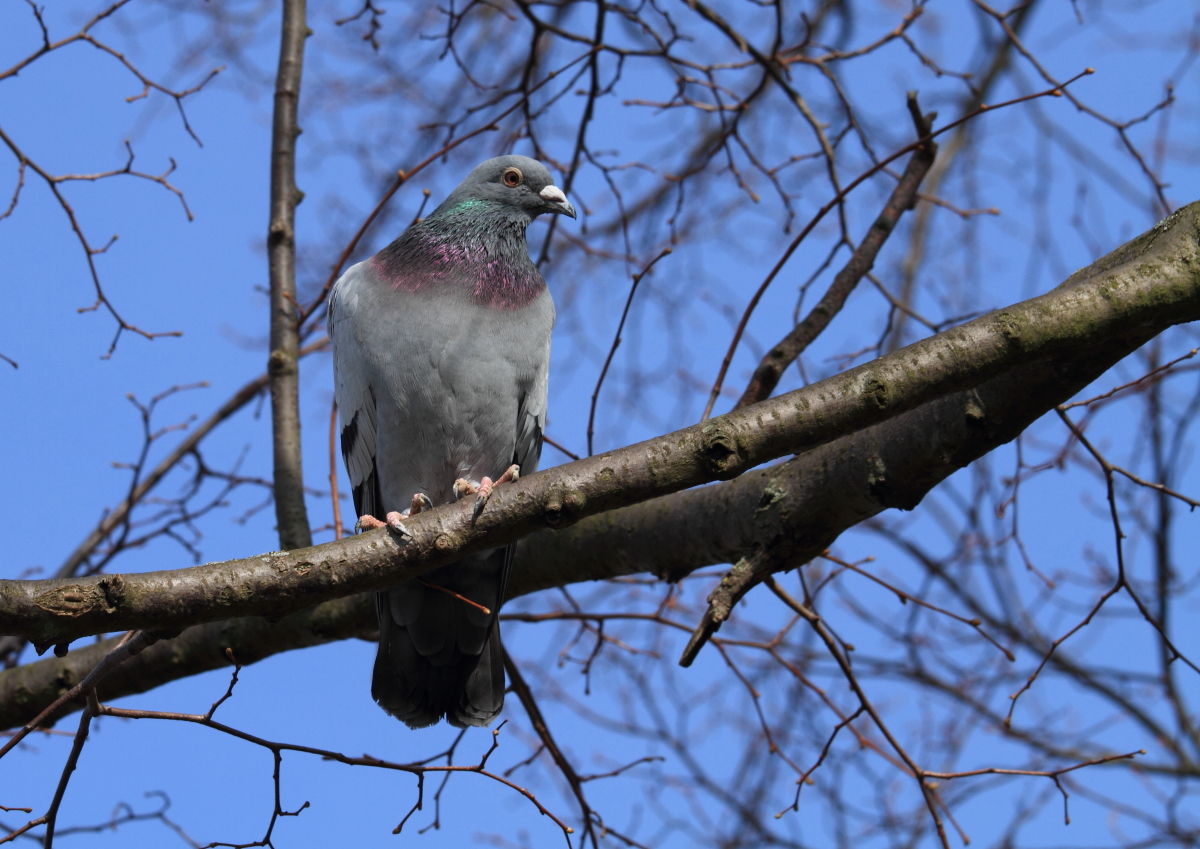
top-left (539, 185), bottom-right (576, 219)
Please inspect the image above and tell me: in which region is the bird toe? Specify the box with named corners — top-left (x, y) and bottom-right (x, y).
top-left (453, 478), bottom-right (478, 501)
top-left (356, 514), bottom-right (387, 533)
top-left (385, 511), bottom-right (413, 538)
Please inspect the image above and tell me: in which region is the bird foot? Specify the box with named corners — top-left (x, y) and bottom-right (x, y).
top-left (356, 514), bottom-right (386, 532)
top-left (355, 491), bottom-right (431, 538)
top-left (454, 464), bottom-right (520, 522)
top-left (355, 512), bottom-right (412, 537)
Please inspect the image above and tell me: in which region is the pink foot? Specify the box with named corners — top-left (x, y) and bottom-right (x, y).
top-left (356, 511), bottom-right (412, 537)
top-left (355, 491), bottom-right (431, 538)
top-left (356, 514), bottom-right (387, 531)
top-left (455, 464), bottom-right (520, 522)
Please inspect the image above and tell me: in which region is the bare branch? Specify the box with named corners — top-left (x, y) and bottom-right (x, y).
top-left (1, 203), bottom-right (1197, 649)
top-left (267, 0), bottom-right (313, 551)
top-left (733, 95), bottom-right (938, 410)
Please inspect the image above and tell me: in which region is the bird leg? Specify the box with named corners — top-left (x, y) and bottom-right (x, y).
top-left (355, 492), bottom-right (433, 537)
top-left (454, 464), bottom-right (520, 522)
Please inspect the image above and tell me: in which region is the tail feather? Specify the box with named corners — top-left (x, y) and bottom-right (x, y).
top-left (453, 620), bottom-right (505, 727)
top-left (371, 548), bottom-right (508, 729)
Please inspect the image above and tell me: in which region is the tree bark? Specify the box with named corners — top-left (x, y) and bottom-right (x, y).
top-left (267, 0), bottom-right (312, 551)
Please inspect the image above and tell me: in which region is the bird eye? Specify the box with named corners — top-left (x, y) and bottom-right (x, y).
top-left (502, 168), bottom-right (523, 187)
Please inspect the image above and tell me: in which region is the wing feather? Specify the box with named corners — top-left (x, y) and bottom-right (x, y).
top-left (330, 265), bottom-right (382, 521)
top-left (498, 334), bottom-right (550, 608)
top-left (513, 334), bottom-right (550, 474)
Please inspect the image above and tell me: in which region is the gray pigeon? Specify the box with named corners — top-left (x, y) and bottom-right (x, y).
top-left (329, 155), bottom-right (576, 728)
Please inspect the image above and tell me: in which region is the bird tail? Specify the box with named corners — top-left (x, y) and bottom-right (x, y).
top-left (371, 550), bottom-right (507, 729)
top-left (372, 614), bottom-right (505, 729)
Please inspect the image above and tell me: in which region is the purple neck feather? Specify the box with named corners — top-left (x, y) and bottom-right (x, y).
top-left (372, 209), bottom-right (546, 310)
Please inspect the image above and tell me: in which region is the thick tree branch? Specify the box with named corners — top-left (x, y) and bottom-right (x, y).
top-left (267, 0), bottom-right (313, 551)
top-left (0, 287), bottom-right (1173, 731)
top-left (0, 596), bottom-right (373, 732)
top-left (1, 202), bottom-right (1198, 655)
top-left (0, 339), bottom-right (327, 669)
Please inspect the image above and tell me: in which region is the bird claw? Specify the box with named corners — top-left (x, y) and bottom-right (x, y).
top-left (386, 511), bottom-right (413, 537)
top-left (453, 478), bottom-right (478, 501)
top-left (355, 490), bottom-right (431, 537)
top-left (472, 485), bottom-right (491, 522)
top-left (499, 464), bottom-right (520, 485)
top-left (455, 464), bottom-right (520, 523)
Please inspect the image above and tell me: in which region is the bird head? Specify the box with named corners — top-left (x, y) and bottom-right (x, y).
top-left (436, 155), bottom-right (577, 222)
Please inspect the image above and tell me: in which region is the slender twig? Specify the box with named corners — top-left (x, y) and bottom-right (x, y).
top-left (765, 577), bottom-right (953, 849)
top-left (502, 650), bottom-right (590, 847)
top-left (588, 247), bottom-right (671, 455)
top-left (0, 630), bottom-right (156, 761)
top-left (542, 434), bottom-right (581, 461)
top-left (92, 700), bottom-right (576, 845)
top-left (1060, 347), bottom-right (1200, 410)
top-left (417, 578), bottom-right (490, 615)
top-left (820, 552), bottom-right (1014, 660)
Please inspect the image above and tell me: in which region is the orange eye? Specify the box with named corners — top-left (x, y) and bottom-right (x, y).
top-left (502, 168), bottom-right (523, 187)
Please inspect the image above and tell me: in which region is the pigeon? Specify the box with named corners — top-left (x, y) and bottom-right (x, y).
top-left (329, 155), bottom-right (576, 728)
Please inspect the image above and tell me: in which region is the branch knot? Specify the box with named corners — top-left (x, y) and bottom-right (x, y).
top-left (543, 487), bottom-right (587, 529)
top-left (700, 422), bottom-right (744, 480)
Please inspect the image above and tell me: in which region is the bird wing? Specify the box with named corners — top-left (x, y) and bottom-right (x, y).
top-left (514, 347), bottom-right (548, 474)
top-left (498, 331), bottom-right (551, 607)
top-left (329, 263), bottom-right (382, 522)
top-left (513, 364), bottom-right (547, 474)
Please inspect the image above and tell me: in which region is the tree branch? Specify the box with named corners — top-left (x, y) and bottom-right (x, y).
top-left (0, 297), bottom-right (1170, 731)
top-left (1, 202), bottom-right (1197, 657)
top-left (0, 596), bottom-right (372, 731)
top-left (0, 208), bottom-right (1192, 728)
top-left (267, 0), bottom-right (313, 550)
top-left (733, 93), bottom-right (938, 409)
